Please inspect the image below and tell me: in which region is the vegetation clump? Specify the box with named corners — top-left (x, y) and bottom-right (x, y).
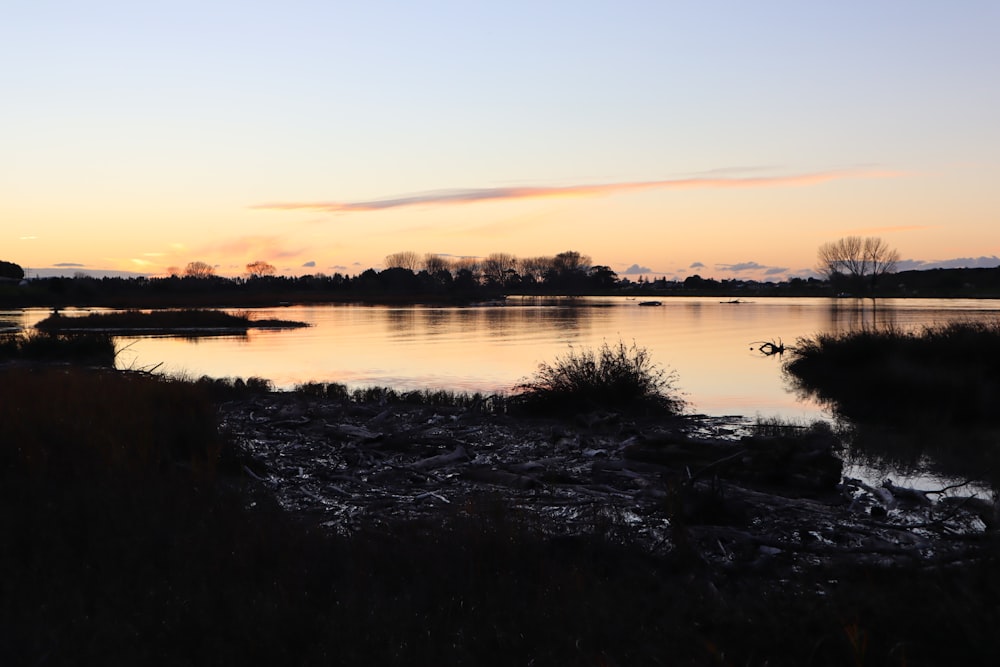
top-left (785, 320), bottom-right (1000, 485)
top-left (785, 320), bottom-right (1000, 426)
top-left (0, 330), bottom-right (116, 366)
top-left (513, 340), bottom-right (685, 415)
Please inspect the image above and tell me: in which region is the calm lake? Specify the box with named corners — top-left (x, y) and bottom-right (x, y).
top-left (10, 296), bottom-right (1000, 422)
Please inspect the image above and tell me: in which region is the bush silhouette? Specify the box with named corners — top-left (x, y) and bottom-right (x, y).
top-left (513, 340), bottom-right (684, 415)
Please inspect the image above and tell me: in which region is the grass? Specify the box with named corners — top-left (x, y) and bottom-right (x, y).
top-left (2, 366), bottom-right (999, 664)
top-left (512, 340), bottom-right (686, 416)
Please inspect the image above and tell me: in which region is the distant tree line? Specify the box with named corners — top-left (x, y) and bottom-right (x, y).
top-left (379, 250), bottom-right (619, 293)
top-left (4, 240), bottom-right (1000, 308)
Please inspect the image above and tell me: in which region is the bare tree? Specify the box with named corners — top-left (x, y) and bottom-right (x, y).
top-left (817, 236), bottom-right (899, 295)
top-left (245, 260), bottom-right (276, 278)
top-left (481, 252), bottom-right (519, 287)
top-left (423, 253), bottom-right (452, 275)
top-left (384, 251), bottom-right (422, 272)
top-left (552, 250), bottom-right (592, 276)
top-left (184, 261), bottom-right (216, 278)
top-left (518, 256), bottom-right (554, 283)
top-left (451, 257), bottom-right (483, 283)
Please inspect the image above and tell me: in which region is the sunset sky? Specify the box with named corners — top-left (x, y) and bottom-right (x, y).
top-left (4, 1), bottom-right (999, 280)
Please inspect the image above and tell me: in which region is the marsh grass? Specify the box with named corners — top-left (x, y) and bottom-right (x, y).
top-left (0, 330), bottom-right (116, 366)
top-left (513, 340), bottom-right (685, 415)
top-left (785, 320), bottom-right (1000, 485)
top-left (291, 381), bottom-right (509, 412)
top-left (785, 320), bottom-right (1000, 426)
top-left (751, 416), bottom-right (838, 440)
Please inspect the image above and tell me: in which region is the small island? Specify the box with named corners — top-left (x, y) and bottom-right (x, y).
top-left (34, 308), bottom-right (309, 336)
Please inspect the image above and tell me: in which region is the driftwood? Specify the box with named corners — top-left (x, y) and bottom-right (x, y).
top-left (750, 338), bottom-right (787, 355)
top-left (221, 393), bottom-right (994, 582)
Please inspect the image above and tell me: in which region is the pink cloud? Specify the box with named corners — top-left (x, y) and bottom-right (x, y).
top-left (253, 169), bottom-right (900, 214)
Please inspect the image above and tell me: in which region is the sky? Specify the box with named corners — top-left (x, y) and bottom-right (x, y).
top-left (3, 1), bottom-right (999, 280)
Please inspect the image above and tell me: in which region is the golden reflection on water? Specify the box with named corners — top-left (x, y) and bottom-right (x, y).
top-left (11, 297), bottom-right (1000, 421)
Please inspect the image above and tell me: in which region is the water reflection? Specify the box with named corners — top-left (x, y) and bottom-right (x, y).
top-left (11, 298), bottom-right (1000, 423)
top-left (384, 304), bottom-right (595, 344)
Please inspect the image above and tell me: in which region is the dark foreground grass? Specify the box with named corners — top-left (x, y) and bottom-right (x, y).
top-left (3, 367), bottom-right (999, 665)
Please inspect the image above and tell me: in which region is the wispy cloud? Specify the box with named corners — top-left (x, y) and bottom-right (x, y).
top-left (716, 261), bottom-right (790, 276)
top-left (253, 169), bottom-right (898, 214)
top-left (717, 261), bottom-right (767, 273)
top-left (53, 262), bottom-right (85, 268)
top-left (897, 256), bottom-right (1000, 271)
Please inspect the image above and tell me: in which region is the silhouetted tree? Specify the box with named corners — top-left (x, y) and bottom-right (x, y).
top-left (451, 257), bottom-right (483, 284)
top-left (552, 251), bottom-right (591, 276)
top-left (545, 251), bottom-right (592, 291)
top-left (588, 265), bottom-right (618, 290)
top-left (518, 256), bottom-right (552, 284)
top-left (452, 268), bottom-right (479, 295)
top-left (0, 260), bottom-right (25, 280)
top-left (377, 267), bottom-right (420, 292)
top-left (817, 236), bottom-right (899, 295)
top-left (430, 268), bottom-right (454, 291)
top-left (245, 260), bottom-right (276, 278)
top-left (423, 253), bottom-right (451, 275)
top-left (482, 252), bottom-right (519, 288)
top-left (184, 261), bottom-right (216, 278)
top-left (384, 251), bottom-right (421, 272)
top-left (683, 274), bottom-right (720, 290)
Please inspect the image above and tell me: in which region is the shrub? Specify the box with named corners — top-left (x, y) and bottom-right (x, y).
top-left (512, 340), bottom-right (685, 415)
